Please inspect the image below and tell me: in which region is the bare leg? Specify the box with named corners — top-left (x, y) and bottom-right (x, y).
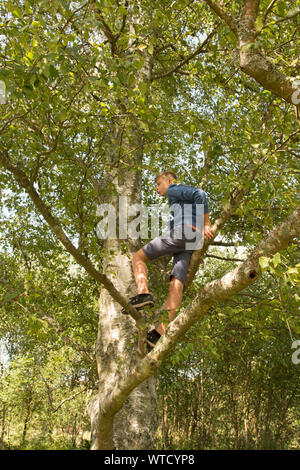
top-left (131, 252), bottom-right (183, 336)
top-left (156, 276), bottom-right (183, 336)
top-left (131, 249), bottom-right (150, 295)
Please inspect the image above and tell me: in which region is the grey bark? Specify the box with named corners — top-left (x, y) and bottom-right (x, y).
top-left (204, 0), bottom-right (298, 105)
top-left (89, 165), bottom-right (158, 450)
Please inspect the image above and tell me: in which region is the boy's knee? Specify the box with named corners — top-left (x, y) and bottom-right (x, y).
top-left (132, 248), bottom-right (149, 263)
top-left (170, 275), bottom-right (184, 289)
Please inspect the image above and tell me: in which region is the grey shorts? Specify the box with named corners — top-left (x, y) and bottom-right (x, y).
top-left (141, 225), bottom-right (202, 286)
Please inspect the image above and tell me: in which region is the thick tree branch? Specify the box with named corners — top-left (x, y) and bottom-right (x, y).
top-left (89, 0), bottom-right (119, 54)
top-left (94, 205), bottom-right (300, 448)
top-left (184, 154), bottom-right (268, 289)
top-left (185, 123), bottom-right (299, 287)
top-left (240, 0), bottom-right (261, 27)
top-left (203, 0), bottom-right (238, 35)
top-left (115, 0), bottom-right (129, 40)
top-left (238, 0), bottom-right (296, 104)
top-left (204, 0), bottom-right (298, 105)
top-left (0, 150), bottom-right (142, 322)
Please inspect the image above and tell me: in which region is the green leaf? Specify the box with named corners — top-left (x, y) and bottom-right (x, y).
top-left (255, 17), bottom-right (263, 32)
top-left (3, 292), bottom-right (19, 301)
top-left (259, 256), bottom-right (270, 272)
top-left (273, 252), bottom-right (281, 267)
top-left (12, 7), bottom-right (23, 18)
top-left (148, 44), bottom-right (154, 55)
top-left (49, 64), bottom-right (59, 78)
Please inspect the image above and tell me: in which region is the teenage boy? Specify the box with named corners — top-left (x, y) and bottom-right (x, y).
top-left (129, 171), bottom-right (215, 350)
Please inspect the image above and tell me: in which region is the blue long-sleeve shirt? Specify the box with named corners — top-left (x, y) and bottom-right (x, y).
top-left (166, 183), bottom-right (209, 232)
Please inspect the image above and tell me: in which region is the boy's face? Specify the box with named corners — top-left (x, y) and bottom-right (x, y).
top-left (156, 176), bottom-right (174, 197)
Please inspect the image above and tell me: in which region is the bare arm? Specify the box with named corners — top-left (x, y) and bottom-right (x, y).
top-left (204, 212), bottom-right (215, 240)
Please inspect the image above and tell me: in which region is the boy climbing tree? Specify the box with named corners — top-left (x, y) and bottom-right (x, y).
top-left (129, 171), bottom-right (215, 351)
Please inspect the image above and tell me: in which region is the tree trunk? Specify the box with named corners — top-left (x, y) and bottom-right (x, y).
top-left (0, 436), bottom-right (8, 450)
top-left (162, 393), bottom-right (169, 450)
top-left (1, 405), bottom-right (6, 441)
top-left (89, 168), bottom-right (159, 449)
top-left (93, 277), bottom-right (158, 449)
top-left (21, 384), bottom-right (33, 447)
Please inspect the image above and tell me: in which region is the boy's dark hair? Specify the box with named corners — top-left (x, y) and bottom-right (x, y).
top-left (155, 171), bottom-right (177, 183)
